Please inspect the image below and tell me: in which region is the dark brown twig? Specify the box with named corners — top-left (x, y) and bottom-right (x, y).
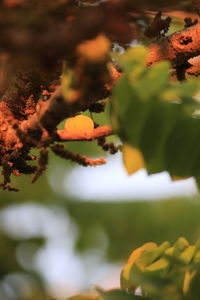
top-left (97, 136), bottom-right (120, 154)
top-left (51, 144), bottom-right (106, 167)
top-left (31, 148), bottom-right (49, 183)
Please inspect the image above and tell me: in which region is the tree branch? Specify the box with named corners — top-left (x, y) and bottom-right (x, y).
top-left (51, 144), bottom-right (106, 167)
top-left (147, 23), bottom-right (200, 67)
top-left (19, 86), bottom-right (110, 143)
top-left (56, 125), bottom-right (112, 142)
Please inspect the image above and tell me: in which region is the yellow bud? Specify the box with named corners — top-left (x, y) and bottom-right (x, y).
top-left (64, 115), bottom-right (94, 134)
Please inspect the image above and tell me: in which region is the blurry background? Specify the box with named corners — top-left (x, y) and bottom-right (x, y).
top-left (0, 115), bottom-right (199, 300)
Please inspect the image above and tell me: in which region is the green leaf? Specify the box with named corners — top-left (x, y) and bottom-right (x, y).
top-left (178, 246), bottom-right (196, 264)
top-left (165, 117), bottom-right (200, 177)
top-left (145, 257), bottom-right (169, 272)
top-left (67, 295), bottom-right (99, 300)
top-left (120, 237), bottom-right (200, 299)
top-left (172, 237), bottom-right (190, 257)
top-left (136, 241), bottom-right (170, 270)
top-left (119, 46), bottom-right (148, 74)
top-left (139, 101), bottom-right (181, 173)
top-left (185, 272), bottom-right (200, 300)
top-left (183, 270), bottom-right (196, 294)
top-left (98, 289), bottom-right (145, 300)
top-left (112, 45), bottom-right (200, 181)
top-left (121, 242), bottom-right (170, 292)
top-left (133, 61), bottom-right (170, 101)
top-left (121, 247), bottom-right (143, 291)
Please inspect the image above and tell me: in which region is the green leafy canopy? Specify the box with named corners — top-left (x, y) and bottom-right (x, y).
top-left (112, 46), bottom-right (200, 184)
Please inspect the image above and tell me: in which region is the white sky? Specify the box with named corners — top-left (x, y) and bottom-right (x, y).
top-left (63, 153), bottom-right (198, 201)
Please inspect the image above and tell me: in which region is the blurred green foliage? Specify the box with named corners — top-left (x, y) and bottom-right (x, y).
top-left (120, 237), bottom-right (200, 299)
top-left (66, 198), bottom-right (200, 261)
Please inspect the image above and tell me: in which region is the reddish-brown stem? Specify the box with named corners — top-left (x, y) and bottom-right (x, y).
top-left (56, 125), bottom-right (112, 142)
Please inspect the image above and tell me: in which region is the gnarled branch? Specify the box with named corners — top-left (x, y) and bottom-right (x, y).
top-left (147, 22), bottom-right (200, 67)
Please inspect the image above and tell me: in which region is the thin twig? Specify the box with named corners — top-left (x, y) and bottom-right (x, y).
top-left (51, 144), bottom-right (106, 166)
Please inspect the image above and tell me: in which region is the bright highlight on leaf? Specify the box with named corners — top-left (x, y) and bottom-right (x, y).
top-left (122, 144), bottom-right (145, 175)
top-left (64, 115), bottom-right (94, 134)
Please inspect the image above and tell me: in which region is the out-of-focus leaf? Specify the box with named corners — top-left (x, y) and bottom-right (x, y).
top-left (98, 289), bottom-right (145, 300)
top-left (183, 270), bottom-right (196, 294)
top-left (122, 144), bottom-right (145, 175)
top-left (121, 247), bottom-right (143, 291)
top-left (67, 295), bottom-right (99, 300)
top-left (172, 237), bottom-right (190, 257)
top-left (121, 241), bottom-right (170, 291)
top-left (120, 237), bottom-right (200, 300)
top-left (179, 246), bottom-right (196, 264)
top-left (132, 61), bottom-right (170, 101)
top-left (145, 257), bottom-right (169, 272)
top-left (112, 46), bottom-right (200, 182)
top-left (185, 272), bottom-right (200, 300)
top-left (136, 241), bottom-right (170, 270)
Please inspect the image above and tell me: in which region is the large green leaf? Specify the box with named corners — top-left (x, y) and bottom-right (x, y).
top-left (112, 46), bottom-right (200, 180)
